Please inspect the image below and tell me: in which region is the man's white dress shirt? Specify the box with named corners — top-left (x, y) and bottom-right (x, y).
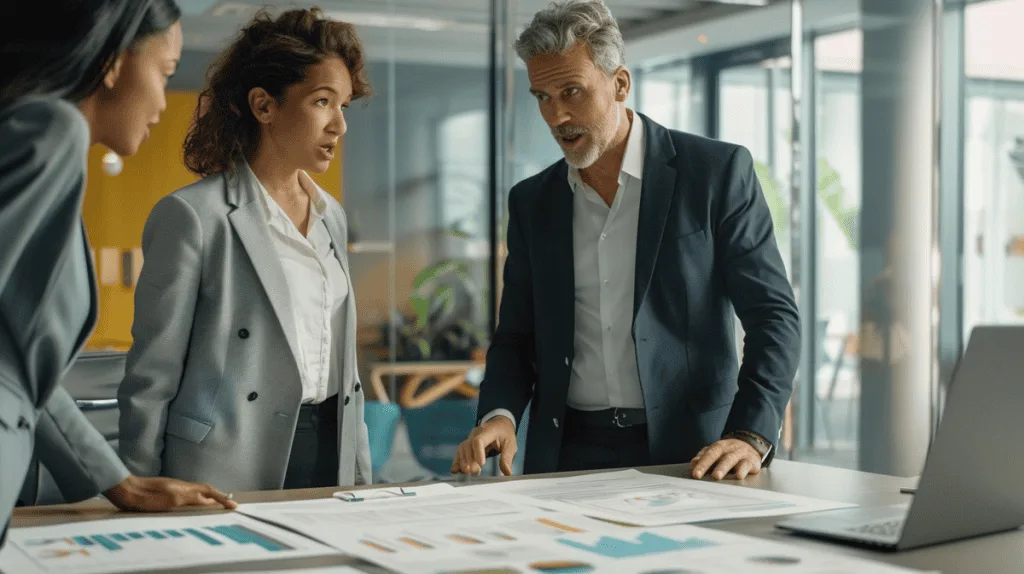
top-left (485, 110), bottom-right (647, 427)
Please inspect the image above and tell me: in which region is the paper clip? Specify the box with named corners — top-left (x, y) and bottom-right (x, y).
top-left (335, 487), bottom-right (417, 502)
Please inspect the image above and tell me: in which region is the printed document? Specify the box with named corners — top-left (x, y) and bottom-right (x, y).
top-left (0, 512), bottom-right (337, 574)
top-left (241, 493), bottom-right (927, 574)
top-left (458, 468), bottom-right (854, 526)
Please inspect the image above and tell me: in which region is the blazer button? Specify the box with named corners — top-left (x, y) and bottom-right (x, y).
top-left (344, 396), bottom-right (351, 406)
top-left (247, 392), bottom-right (258, 401)
top-left (354, 383), bottom-right (361, 393)
top-left (238, 328), bottom-right (250, 339)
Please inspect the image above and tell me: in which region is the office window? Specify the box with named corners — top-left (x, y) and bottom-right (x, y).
top-left (718, 62), bottom-right (793, 274)
top-left (438, 110), bottom-right (488, 239)
top-left (962, 0), bottom-right (1024, 338)
top-left (637, 63), bottom-right (691, 132)
top-left (811, 29), bottom-right (862, 468)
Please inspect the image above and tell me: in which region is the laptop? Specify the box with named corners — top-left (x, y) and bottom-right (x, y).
top-left (776, 325), bottom-right (1024, 551)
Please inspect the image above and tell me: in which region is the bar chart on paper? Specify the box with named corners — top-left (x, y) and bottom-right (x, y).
top-left (0, 514), bottom-right (338, 574)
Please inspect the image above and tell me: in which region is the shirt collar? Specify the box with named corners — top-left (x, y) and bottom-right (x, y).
top-left (243, 160), bottom-right (329, 226)
top-left (567, 108), bottom-right (645, 193)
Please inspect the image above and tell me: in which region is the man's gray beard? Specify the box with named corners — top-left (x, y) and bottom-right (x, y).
top-left (563, 105), bottom-right (622, 170)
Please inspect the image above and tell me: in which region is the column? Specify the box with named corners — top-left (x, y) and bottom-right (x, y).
top-left (858, 0), bottom-right (938, 476)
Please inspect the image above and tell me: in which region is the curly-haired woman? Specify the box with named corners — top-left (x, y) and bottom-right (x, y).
top-left (118, 7), bottom-right (373, 491)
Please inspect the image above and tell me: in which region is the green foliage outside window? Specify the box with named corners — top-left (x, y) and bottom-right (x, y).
top-left (754, 158), bottom-right (859, 250)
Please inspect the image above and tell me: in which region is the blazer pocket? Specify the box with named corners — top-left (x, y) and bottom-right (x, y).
top-left (165, 411), bottom-right (213, 444)
top-left (674, 226), bottom-right (706, 240)
top-left (685, 378), bottom-right (738, 413)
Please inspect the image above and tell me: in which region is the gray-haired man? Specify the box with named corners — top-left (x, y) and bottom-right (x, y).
top-left (451, 0), bottom-right (800, 480)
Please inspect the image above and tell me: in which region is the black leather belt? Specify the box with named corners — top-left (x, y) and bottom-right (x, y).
top-left (297, 394), bottom-right (338, 425)
top-left (566, 407), bottom-right (647, 429)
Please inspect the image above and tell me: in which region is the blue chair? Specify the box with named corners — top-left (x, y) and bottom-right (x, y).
top-left (403, 398), bottom-right (479, 478)
top-left (363, 401), bottom-right (402, 474)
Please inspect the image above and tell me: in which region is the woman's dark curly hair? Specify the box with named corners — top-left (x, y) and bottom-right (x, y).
top-left (183, 7), bottom-right (371, 176)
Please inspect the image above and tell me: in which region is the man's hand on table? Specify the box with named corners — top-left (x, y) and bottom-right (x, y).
top-left (690, 438), bottom-right (763, 480)
top-left (104, 475), bottom-right (238, 512)
top-left (451, 416), bottom-right (518, 476)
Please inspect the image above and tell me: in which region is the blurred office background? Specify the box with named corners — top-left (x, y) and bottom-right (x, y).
top-left (53, 0), bottom-right (1024, 492)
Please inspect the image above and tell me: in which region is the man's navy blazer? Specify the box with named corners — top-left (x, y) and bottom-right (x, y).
top-left (477, 113), bottom-right (801, 474)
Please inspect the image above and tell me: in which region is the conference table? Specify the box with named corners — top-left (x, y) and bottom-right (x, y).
top-left (9, 460), bottom-right (1023, 573)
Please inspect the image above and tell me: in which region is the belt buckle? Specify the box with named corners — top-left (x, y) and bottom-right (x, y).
top-left (613, 409), bottom-right (629, 428)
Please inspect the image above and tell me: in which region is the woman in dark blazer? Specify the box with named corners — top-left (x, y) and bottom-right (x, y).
top-left (119, 8), bottom-right (373, 492)
top-left (0, 0), bottom-right (234, 545)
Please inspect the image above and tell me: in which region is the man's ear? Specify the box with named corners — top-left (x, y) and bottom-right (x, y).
top-left (614, 66), bottom-right (631, 103)
top-left (103, 54), bottom-right (126, 90)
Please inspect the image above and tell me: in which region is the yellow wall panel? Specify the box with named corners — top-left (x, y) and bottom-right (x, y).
top-left (310, 136), bottom-right (343, 203)
top-left (83, 91), bottom-right (344, 350)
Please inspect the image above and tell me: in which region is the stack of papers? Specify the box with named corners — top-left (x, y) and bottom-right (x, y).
top-left (237, 485), bottom-right (927, 574)
top-left (1, 471), bottom-right (937, 574)
top-left (457, 468), bottom-right (855, 526)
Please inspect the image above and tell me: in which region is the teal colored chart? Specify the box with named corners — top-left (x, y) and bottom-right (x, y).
top-left (23, 523), bottom-right (293, 558)
top-left (557, 532), bottom-right (717, 558)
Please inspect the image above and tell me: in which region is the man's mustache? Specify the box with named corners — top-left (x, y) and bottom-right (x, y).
top-left (552, 125), bottom-right (588, 137)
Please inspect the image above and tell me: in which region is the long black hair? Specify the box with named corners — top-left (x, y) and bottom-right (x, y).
top-left (0, 0), bottom-right (182, 112)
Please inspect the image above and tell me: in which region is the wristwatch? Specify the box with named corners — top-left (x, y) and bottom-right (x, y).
top-left (724, 430), bottom-right (773, 464)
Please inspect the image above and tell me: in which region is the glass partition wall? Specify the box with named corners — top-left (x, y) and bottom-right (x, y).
top-left (342, 0), bottom-right (515, 482)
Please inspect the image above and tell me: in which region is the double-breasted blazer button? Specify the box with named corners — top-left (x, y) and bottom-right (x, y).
top-left (354, 383), bottom-right (361, 393)
top-left (344, 396), bottom-right (351, 406)
top-left (247, 392), bottom-right (258, 401)
top-left (238, 328), bottom-right (249, 339)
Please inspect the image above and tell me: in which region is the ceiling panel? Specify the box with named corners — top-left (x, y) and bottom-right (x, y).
top-left (177, 0), bottom-right (768, 66)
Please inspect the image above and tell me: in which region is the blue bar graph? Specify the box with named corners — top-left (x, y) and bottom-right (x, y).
top-left (559, 533), bottom-right (718, 559)
top-left (185, 528), bottom-right (222, 546)
top-left (25, 520), bottom-right (305, 569)
top-left (91, 535), bottom-right (121, 551)
top-left (207, 525), bottom-right (293, 552)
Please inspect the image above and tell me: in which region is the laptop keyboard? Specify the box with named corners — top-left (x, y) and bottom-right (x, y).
top-left (846, 518), bottom-right (903, 539)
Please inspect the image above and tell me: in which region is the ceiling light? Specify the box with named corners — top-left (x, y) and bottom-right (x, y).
top-left (701, 0), bottom-right (770, 6)
top-left (325, 11), bottom-right (488, 34)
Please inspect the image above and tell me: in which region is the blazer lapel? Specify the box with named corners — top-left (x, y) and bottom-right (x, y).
top-left (633, 114), bottom-right (679, 318)
top-left (226, 170), bottom-right (302, 370)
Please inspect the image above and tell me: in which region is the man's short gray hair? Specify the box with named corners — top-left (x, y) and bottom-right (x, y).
top-left (514, 0), bottom-right (625, 75)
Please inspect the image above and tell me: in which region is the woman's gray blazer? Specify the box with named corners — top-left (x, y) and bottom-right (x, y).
top-left (117, 165), bottom-right (371, 491)
top-left (1, 98), bottom-right (132, 533)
